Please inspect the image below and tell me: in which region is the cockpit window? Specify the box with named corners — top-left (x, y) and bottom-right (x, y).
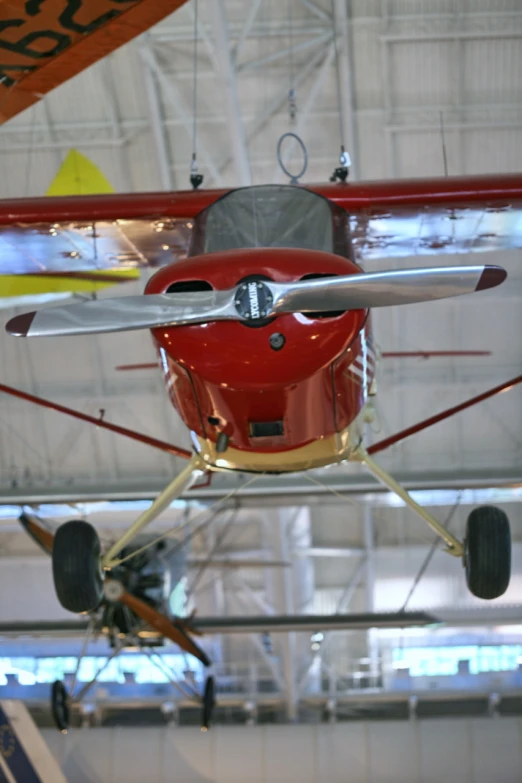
top-left (195, 185), bottom-right (336, 254)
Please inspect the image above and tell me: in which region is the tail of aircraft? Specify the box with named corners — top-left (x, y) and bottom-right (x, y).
top-left (0, 150), bottom-right (139, 305)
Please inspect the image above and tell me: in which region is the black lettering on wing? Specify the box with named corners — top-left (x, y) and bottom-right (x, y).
top-left (0, 20), bottom-right (70, 59)
top-left (0, 63), bottom-right (37, 88)
top-left (59, 0), bottom-right (136, 35)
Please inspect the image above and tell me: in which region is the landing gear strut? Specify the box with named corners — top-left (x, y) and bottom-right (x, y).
top-left (354, 448), bottom-right (511, 599)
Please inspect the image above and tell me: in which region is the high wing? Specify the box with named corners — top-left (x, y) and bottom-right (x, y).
top-left (0, 0), bottom-right (189, 124)
top-left (0, 174), bottom-right (521, 277)
top-left (322, 174), bottom-right (522, 261)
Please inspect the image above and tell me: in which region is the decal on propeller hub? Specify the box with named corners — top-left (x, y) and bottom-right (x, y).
top-left (234, 280), bottom-right (273, 321)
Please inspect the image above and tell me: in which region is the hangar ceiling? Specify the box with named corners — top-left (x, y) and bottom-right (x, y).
top-left (0, 0), bottom-right (521, 724)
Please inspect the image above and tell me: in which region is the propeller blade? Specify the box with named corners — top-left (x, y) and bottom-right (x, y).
top-left (6, 290), bottom-right (237, 337)
top-left (270, 265), bottom-right (506, 313)
top-left (18, 512), bottom-right (54, 555)
top-left (5, 264), bottom-right (506, 339)
top-left (201, 675), bottom-right (216, 731)
top-left (106, 582), bottom-right (211, 666)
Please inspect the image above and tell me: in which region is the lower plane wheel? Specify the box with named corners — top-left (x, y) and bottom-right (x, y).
top-left (465, 505), bottom-right (511, 599)
top-left (201, 676), bottom-right (215, 731)
top-left (51, 680), bottom-right (70, 733)
top-left (52, 520), bottom-right (104, 613)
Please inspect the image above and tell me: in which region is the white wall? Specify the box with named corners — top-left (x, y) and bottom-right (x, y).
top-left (43, 719), bottom-right (522, 783)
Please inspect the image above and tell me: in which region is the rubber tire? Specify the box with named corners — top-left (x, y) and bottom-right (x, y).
top-left (51, 680), bottom-right (70, 733)
top-left (201, 675), bottom-right (216, 730)
top-left (465, 505), bottom-right (511, 599)
top-left (52, 520), bottom-right (104, 613)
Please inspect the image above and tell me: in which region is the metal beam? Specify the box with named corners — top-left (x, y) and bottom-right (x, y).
top-left (209, 0), bottom-right (251, 186)
top-left (1, 470), bottom-right (521, 506)
top-left (140, 44), bottom-right (224, 187)
top-left (139, 43), bottom-right (175, 191)
top-left (215, 42), bottom-right (332, 174)
top-left (101, 59), bottom-right (132, 192)
top-left (232, 0), bottom-right (265, 65)
top-left (238, 31), bottom-right (332, 72)
top-left (7, 608), bottom-right (522, 636)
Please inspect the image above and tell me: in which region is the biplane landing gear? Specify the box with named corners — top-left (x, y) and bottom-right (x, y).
top-left (201, 675), bottom-right (216, 731)
top-left (51, 680), bottom-right (70, 733)
top-left (52, 520), bottom-right (104, 613)
top-left (464, 506), bottom-right (511, 599)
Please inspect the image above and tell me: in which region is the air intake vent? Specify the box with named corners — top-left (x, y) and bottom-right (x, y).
top-left (166, 280), bottom-right (212, 293)
top-left (250, 421), bottom-right (284, 438)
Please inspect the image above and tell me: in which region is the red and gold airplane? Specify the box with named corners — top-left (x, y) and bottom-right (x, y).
top-left (2, 173), bottom-right (522, 620)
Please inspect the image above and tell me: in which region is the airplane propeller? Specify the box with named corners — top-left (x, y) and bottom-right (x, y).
top-left (6, 264), bottom-right (506, 338)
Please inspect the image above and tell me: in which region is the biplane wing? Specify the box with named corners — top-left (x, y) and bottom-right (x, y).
top-left (0, 174), bottom-right (521, 286)
top-left (0, 0), bottom-right (189, 124)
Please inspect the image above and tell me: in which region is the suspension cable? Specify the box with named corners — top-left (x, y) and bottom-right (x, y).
top-left (190, 0), bottom-right (203, 188)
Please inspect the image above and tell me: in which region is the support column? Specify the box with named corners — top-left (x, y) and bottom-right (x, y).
top-left (264, 507), bottom-right (314, 721)
top-left (363, 504), bottom-right (379, 679)
top-left (140, 43), bottom-right (175, 191)
top-left (209, 0), bottom-right (251, 186)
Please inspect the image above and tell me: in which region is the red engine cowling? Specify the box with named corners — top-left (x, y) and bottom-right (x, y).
top-left (145, 248), bottom-right (374, 454)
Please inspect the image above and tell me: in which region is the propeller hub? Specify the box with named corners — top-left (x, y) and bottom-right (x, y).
top-left (234, 280), bottom-right (273, 322)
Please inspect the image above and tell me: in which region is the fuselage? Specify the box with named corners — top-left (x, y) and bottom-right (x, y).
top-left (145, 185), bottom-right (376, 473)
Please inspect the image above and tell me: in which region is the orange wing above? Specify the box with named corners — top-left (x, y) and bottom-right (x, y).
top-left (0, 0), bottom-right (189, 124)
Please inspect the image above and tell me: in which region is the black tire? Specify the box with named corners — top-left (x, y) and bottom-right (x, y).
top-left (51, 680), bottom-right (70, 733)
top-left (201, 675), bottom-right (215, 730)
top-left (465, 505), bottom-right (511, 599)
top-left (52, 520), bottom-right (104, 613)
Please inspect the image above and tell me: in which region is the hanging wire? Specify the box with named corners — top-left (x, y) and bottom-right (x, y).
top-left (110, 474), bottom-right (260, 567)
top-left (330, 0), bottom-right (345, 151)
top-left (192, 0), bottom-right (199, 157)
top-left (185, 508), bottom-right (239, 601)
top-left (287, 0), bottom-right (296, 122)
top-left (24, 106), bottom-right (38, 196)
top-left (399, 493), bottom-right (462, 613)
top-left (439, 111), bottom-right (449, 177)
top-left (190, 0), bottom-right (203, 188)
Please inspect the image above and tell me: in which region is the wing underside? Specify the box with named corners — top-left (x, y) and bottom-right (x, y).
top-left (0, 219), bottom-right (193, 276)
top-left (349, 203), bottom-right (522, 262)
top-left (0, 174), bottom-right (521, 277)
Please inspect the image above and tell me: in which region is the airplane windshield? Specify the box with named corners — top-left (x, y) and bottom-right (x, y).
top-left (195, 185), bottom-right (337, 254)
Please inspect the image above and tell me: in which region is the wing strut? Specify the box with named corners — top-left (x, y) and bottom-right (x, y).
top-left (367, 374), bottom-right (522, 456)
top-left (0, 383), bottom-right (191, 459)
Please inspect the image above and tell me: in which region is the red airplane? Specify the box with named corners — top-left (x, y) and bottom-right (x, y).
top-left (3, 174), bottom-right (522, 622)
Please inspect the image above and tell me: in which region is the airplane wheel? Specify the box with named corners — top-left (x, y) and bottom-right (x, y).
top-left (51, 680), bottom-right (70, 733)
top-left (201, 676), bottom-right (215, 730)
top-left (464, 506), bottom-right (511, 599)
top-left (52, 520), bottom-right (104, 613)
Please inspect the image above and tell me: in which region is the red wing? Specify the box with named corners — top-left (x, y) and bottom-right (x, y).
top-left (1, 173), bottom-right (521, 274)
top-left (309, 174), bottom-right (522, 261)
top-left (0, 0), bottom-right (189, 124)
top-left (18, 511), bottom-right (54, 554)
top-left (0, 190), bottom-right (226, 274)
